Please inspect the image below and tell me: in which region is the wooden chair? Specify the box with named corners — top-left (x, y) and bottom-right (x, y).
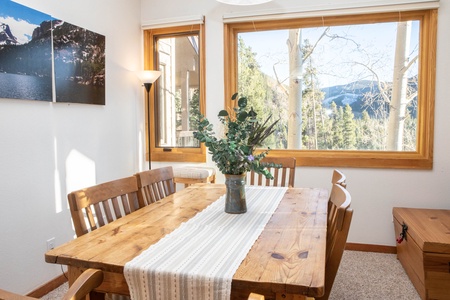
top-left (0, 269), bottom-right (103, 300)
top-left (331, 169), bottom-right (347, 188)
top-left (318, 183), bottom-right (353, 300)
top-left (248, 157), bottom-right (296, 187)
top-left (135, 167), bottom-right (176, 207)
top-left (68, 176), bottom-right (140, 237)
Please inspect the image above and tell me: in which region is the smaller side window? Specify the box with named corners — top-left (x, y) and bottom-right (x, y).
top-left (144, 25), bottom-right (206, 163)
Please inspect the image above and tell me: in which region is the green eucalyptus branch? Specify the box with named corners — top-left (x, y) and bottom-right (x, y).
top-left (193, 93), bottom-right (280, 178)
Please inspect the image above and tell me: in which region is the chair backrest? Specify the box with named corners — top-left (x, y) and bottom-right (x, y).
top-left (331, 169), bottom-right (347, 188)
top-left (248, 157), bottom-right (296, 187)
top-left (319, 183), bottom-right (353, 300)
top-left (68, 176), bottom-right (140, 237)
top-left (0, 268), bottom-right (103, 300)
top-left (135, 166), bottom-right (176, 207)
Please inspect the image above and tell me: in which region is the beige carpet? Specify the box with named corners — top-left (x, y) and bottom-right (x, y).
top-left (41, 250), bottom-right (421, 299)
top-left (330, 251), bottom-right (420, 299)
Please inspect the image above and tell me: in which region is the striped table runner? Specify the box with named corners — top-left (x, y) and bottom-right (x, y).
top-left (124, 186), bottom-right (287, 300)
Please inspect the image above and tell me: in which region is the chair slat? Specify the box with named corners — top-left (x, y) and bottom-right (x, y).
top-left (112, 197), bottom-right (122, 219)
top-left (121, 194), bottom-right (131, 215)
top-left (103, 201), bottom-right (115, 224)
top-left (93, 203), bottom-right (106, 227)
top-left (85, 206), bottom-right (98, 231)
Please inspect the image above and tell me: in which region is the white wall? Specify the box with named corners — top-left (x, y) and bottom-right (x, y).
top-left (145, 0), bottom-right (450, 246)
top-left (0, 0), bottom-right (143, 294)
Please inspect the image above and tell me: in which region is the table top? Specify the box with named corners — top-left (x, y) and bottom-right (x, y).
top-left (45, 184), bottom-right (328, 298)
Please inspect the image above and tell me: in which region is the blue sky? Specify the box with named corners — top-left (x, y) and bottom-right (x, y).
top-left (1, 0), bottom-right (53, 24)
top-left (0, 0), bottom-right (54, 43)
top-left (240, 21), bottom-right (420, 88)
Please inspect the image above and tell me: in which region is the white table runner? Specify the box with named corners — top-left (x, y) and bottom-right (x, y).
top-left (124, 186), bottom-right (287, 300)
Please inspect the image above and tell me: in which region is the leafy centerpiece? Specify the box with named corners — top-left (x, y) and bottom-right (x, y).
top-left (193, 93), bottom-right (280, 213)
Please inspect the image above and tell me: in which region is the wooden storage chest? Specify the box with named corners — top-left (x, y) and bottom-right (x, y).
top-left (393, 207), bottom-right (450, 300)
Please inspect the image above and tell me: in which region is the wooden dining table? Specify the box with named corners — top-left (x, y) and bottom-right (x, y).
top-left (45, 184), bottom-right (328, 300)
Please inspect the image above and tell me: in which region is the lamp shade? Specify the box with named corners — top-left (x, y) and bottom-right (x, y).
top-left (138, 70), bottom-right (161, 84)
top-left (217, 0), bottom-right (272, 5)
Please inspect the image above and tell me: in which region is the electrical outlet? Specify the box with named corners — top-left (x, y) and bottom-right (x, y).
top-left (47, 237), bottom-right (55, 250)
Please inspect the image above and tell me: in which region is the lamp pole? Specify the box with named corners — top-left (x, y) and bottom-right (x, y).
top-left (144, 83), bottom-right (153, 170)
top-left (139, 71), bottom-right (161, 170)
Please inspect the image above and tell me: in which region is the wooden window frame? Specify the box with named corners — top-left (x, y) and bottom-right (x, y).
top-left (224, 9), bottom-right (437, 169)
top-left (143, 24), bottom-right (206, 163)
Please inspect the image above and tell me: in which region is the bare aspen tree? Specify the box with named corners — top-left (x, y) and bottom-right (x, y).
top-left (387, 21), bottom-right (412, 150)
top-left (287, 29), bottom-right (303, 148)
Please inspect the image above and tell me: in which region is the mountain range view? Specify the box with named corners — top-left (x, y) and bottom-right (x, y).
top-left (321, 79), bottom-right (418, 118)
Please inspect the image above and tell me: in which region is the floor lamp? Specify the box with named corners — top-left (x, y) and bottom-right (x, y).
top-left (138, 70), bottom-right (161, 170)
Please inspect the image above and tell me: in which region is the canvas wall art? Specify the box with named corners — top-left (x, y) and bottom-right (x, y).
top-left (53, 21), bottom-right (105, 105)
top-left (0, 0), bottom-right (106, 105)
top-left (0, 0), bottom-right (53, 101)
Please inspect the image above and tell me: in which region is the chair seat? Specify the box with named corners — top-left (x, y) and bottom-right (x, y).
top-left (173, 166), bottom-right (216, 186)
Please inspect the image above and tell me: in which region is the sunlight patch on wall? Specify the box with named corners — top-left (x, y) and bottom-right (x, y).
top-left (53, 138), bottom-right (63, 213)
top-left (66, 149), bottom-right (96, 195)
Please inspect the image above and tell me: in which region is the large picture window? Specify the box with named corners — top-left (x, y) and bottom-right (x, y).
top-left (144, 25), bottom-right (206, 162)
top-left (224, 10), bottom-right (436, 169)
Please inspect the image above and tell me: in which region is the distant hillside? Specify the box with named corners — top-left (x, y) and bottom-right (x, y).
top-left (321, 79), bottom-right (418, 118)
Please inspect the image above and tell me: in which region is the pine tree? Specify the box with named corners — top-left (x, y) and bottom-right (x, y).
top-left (330, 102), bottom-right (344, 149)
top-left (301, 40), bottom-right (326, 150)
top-left (237, 37), bottom-right (287, 149)
top-left (355, 110), bottom-right (373, 150)
top-left (343, 104), bottom-right (356, 149)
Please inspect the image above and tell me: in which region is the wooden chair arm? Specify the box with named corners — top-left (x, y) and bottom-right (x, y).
top-left (62, 268), bottom-right (104, 300)
top-left (0, 289), bottom-right (36, 299)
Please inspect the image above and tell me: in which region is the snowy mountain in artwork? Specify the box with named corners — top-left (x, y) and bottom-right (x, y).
top-left (0, 23), bottom-right (19, 45)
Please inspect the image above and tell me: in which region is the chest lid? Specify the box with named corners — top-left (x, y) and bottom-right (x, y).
top-left (393, 207), bottom-right (450, 254)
